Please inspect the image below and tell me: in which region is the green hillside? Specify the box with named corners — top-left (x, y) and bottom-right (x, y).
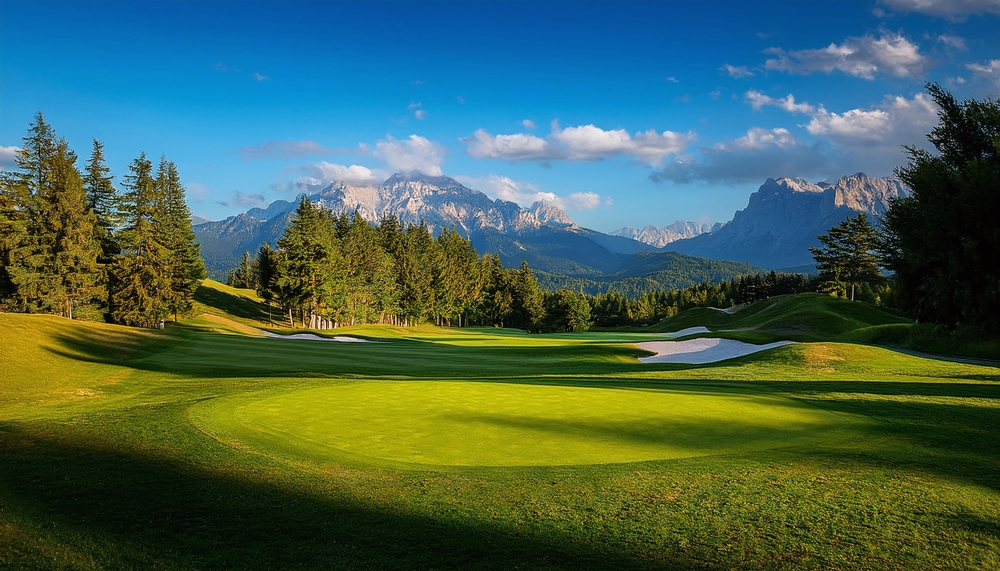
top-left (648, 293), bottom-right (911, 340)
top-left (1, 285), bottom-right (998, 570)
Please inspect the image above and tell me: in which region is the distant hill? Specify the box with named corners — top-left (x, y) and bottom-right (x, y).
top-left (536, 251), bottom-right (760, 296)
top-left (664, 173), bottom-right (908, 269)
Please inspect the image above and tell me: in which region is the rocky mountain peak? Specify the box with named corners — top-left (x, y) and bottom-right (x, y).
top-left (528, 201), bottom-right (576, 228)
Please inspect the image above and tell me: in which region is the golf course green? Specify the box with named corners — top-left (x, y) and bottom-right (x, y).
top-left (1, 281), bottom-right (998, 570)
top-left (196, 382), bottom-right (855, 467)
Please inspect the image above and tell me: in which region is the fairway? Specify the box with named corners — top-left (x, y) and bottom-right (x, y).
top-left (198, 381), bottom-right (855, 466)
top-left (3, 294), bottom-right (1000, 570)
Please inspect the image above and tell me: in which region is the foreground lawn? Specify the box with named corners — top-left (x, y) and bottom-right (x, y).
top-left (1, 301), bottom-right (998, 569)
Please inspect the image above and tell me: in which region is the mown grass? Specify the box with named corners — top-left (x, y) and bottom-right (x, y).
top-left (645, 293), bottom-right (910, 341)
top-left (1, 288), bottom-right (999, 570)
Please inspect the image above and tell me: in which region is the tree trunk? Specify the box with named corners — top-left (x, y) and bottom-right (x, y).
top-left (851, 283), bottom-right (855, 301)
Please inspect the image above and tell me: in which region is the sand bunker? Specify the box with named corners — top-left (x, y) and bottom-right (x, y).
top-left (709, 305), bottom-right (745, 314)
top-left (637, 338), bottom-right (794, 364)
top-left (261, 331), bottom-right (370, 343)
top-left (662, 326), bottom-right (710, 338)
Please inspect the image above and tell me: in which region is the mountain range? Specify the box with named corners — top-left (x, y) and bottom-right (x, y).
top-left (662, 173), bottom-right (908, 269)
top-left (610, 221), bottom-right (725, 248)
top-left (193, 171), bottom-right (906, 291)
top-left (193, 173), bottom-right (754, 291)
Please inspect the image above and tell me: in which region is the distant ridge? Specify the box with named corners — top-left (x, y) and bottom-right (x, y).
top-left (664, 173), bottom-right (908, 269)
top-left (193, 173), bottom-right (759, 293)
top-left (610, 221), bottom-right (724, 248)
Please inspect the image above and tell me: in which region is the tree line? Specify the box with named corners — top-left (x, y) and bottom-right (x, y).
top-left (0, 113), bottom-right (205, 327)
top-left (230, 200), bottom-right (816, 332)
top-left (229, 197), bottom-right (569, 330)
top-left (807, 84), bottom-right (998, 336)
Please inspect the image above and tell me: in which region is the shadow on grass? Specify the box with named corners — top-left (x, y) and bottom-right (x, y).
top-left (0, 423), bottom-right (705, 570)
top-left (194, 284), bottom-right (270, 323)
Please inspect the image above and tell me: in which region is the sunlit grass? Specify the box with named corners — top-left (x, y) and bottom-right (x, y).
top-left (1, 287), bottom-right (999, 569)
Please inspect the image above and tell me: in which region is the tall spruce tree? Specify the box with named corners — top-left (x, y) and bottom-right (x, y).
top-left (83, 139), bottom-right (121, 262)
top-left (0, 165), bottom-right (27, 305)
top-left (277, 197), bottom-right (342, 329)
top-left (46, 138), bottom-right (104, 319)
top-left (158, 158), bottom-right (206, 320)
top-left (6, 113), bottom-right (58, 312)
top-left (111, 152), bottom-right (172, 327)
top-left (254, 242), bottom-right (279, 324)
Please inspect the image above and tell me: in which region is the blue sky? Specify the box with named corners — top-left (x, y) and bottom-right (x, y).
top-left (2, 1), bottom-right (998, 231)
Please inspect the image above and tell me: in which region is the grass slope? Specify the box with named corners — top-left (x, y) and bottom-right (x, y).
top-left (1, 286), bottom-right (998, 570)
top-left (647, 293), bottom-right (911, 342)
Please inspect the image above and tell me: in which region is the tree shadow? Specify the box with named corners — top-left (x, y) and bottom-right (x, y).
top-left (0, 423), bottom-right (711, 570)
top-left (194, 284), bottom-right (270, 323)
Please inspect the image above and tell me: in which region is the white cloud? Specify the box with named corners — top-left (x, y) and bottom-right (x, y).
top-left (0, 145), bottom-right (20, 167)
top-left (666, 76), bottom-right (680, 83)
top-left (454, 174), bottom-right (604, 211)
top-left (414, 109), bottom-right (427, 120)
top-left (650, 128), bottom-right (831, 185)
top-left (880, 0), bottom-right (1000, 18)
top-left (464, 121), bottom-right (693, 166)
top-left (251, 72), bottom-right (270, 82)
top-left (745, 89), bottom-right (816, 114)
top-left (408, 101), bottom-right (422, 110)
top-left (806, 93), bottom-right (938, 147)
top-left (465, 130), bottom-right (551, 161)
top-left (721, 64), bottom-right (755, 78)
top-left (937, 34), bottom-right (968, 50)
top-left (522, 119), bottom-right (537, 129)
top-left (219, 191), bottom-right (268, 207)
top-left (374, 134), bottom-right (445, 176)
top-left (967, 59), bottom-right (1000, 88)
top-left (302, 162), bottom-right (384, 186)
top-left (764, 32), bottom-right (929, 79)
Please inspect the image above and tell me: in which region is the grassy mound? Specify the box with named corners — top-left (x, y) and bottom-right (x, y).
top-left (648, 293), bottom-right (910, 341)
top-left (193, 279), bottom-right (273, 328)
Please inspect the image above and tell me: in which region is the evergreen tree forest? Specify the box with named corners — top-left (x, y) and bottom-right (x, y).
top-left (233, 202), bottom-right (812, 332)
top-left (236, 198), bottom-right (554, 330)
top-left (0, 113), bottom-right (206, 327)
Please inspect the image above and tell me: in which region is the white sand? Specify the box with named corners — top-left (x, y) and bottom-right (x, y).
top-left (637, 338), bottom-right (795, 364)
top-left (708, 305), bottom-right (745, 314)
top-left (662, 326), bottom-right (711, 338)
top-left (261, 331), bottom-right (371, 343)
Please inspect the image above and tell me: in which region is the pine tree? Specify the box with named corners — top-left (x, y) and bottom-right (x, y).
top-left (228, 251), bottom-right (254, 289)
top-left (810, 214), bottom-right (882, 301)
top-left (6, 113), bottom-right (58, 312)
top-left (255, 242), bottom-right (279, 324)
top-left (155, 158), bottom-right (206, 321)
top-left (83, 139), bottom-right (121, 262)
top-left (110, 152), bottom-right (172, 327)
top-left (882, 83), bottom-right (1000, 333)
top-left (46, 138), bottom-right (104, 319)
top-left (277, 197), bottom-right (342, 329)
top-left (0, 167), bottom-right (27, 305)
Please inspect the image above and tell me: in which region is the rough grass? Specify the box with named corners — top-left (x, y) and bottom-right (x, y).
top-left (1, 286), bottom-right (999, 570)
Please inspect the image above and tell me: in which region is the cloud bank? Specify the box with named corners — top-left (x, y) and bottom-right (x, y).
top-left (455, 174), bottom-right (604, 211)
top-left (465, 121), bottom-right (693, 165)
top-left (764, 32), bottom-right (929, 79)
